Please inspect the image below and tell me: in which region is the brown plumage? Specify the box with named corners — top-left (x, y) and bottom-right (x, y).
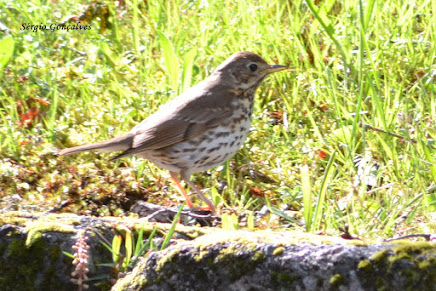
top-left (59, 51), bottom-right (288, 214)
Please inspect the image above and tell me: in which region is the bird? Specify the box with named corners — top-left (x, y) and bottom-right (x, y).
top-left (58, 51), bottom-right (288, 214)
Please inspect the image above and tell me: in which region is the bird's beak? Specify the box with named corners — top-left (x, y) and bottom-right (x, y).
top-left (261, 65), bottom-right (289, 74)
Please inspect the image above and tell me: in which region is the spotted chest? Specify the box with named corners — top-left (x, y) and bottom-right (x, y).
top-left (147, 97), bottom-right (255, 174)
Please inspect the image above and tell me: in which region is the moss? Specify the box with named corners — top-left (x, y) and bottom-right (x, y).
top-left (371, 248), bottom-right (389, 262)
top-left (375, 277), bottom-right (385, 290)
top-left (1, 237), bottom-right (46, 289)
top-left (271, 271), bottom-right (296, 284)
top-left (0, 241), bottom-right (7, 255)
top-left (194, 248), bottom-right (213, 264)
top-left (387, 251), bottom-right (410, 263)
top-left (252, 250), bottom-right (266, 262)
top-left (0, 211), bottom-right (34, 226)
top-left (0, 212), bottom-right (83, 228)
top-left (115, 261), bottom-right (149, 290)
top-left (156, 248), bottom-right (181, 272)
top-left (113, 230), bottom-right (436, 290)
top-left (391, 242), bottom-right (436, 263)
top-left (330, 273), bottom-right (344, 287)
top-left (375, 241), bottom-right (436, 269)
top-left (41, 266), bottom-right (63, 290)
top-left (130, 220), bottom-right (211, 241)
top-left (192, 229), bottom-right (368, 248)
top-left (369, 242), bottom-right (436, 290)
top-left (0, 212), bottom-right (218, 290)
top-left (273, 246), bottom-right (285, 256)
top-left (48, 245), bottom-right (62, 261)
top-left (25, 222), bottom-right (75, 247)
top-left (357, 259), bottom-right (372, 271)
top-left (139, 230), bottom-right (374, 289)
top-left (0, 218), bottom-right (82, 290)
top-left (418, 260), bottom-right (431, 270)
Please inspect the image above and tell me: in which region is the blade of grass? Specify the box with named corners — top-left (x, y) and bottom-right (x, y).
top-left (182, 48), bottom-right (197, 92)
top-left (129, 227), bottom-right (158, 270)
top-left (313, 151), bottom-right (337, 231)
top-left (157, 30), bottom-right (179, 93)
top-left (131, 0), bottom-right (140, 52)
top-left (112, 234), bottom-right (122, 264)
top-left (47, 79), bottom-right (58, 141)
top-left (0, 36), bottom-right (14, 78)
top-left (161, 202), bottom-right (184, 250)
top-left (301, 164), bottom-right (312, 231)
top-left (123, 228), bottom-right (133, 269)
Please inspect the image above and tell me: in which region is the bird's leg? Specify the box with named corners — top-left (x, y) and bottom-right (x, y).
top-left (169, 171), bottom-right (194, 208)
top-left (181, 174), bottom-right (216, 215)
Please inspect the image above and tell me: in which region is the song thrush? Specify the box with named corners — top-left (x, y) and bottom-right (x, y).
top-left (59, 51), bottom-right (288, 214)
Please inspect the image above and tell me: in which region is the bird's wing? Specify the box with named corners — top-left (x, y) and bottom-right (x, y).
top-left (113, 79), bottom-right (234, 158)
top-left (132, 106), bottom-right (232, 150)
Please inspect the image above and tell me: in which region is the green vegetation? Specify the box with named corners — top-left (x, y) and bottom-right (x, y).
top-left (0, 0), bottom-right (435, 239)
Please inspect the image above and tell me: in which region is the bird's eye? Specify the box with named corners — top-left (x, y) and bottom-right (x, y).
top-left (248, 63), bottom-right (258, 72)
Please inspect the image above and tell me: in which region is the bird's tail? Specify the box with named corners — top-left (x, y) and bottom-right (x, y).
top-left (58, 133), bottom-right (134, 156)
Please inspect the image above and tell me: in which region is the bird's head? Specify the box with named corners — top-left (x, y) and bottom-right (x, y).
top-left (214, 51), bottom-right (288, 90)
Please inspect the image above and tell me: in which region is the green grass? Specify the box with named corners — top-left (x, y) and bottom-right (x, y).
top-left (0, 0), bottom-right (435, 239)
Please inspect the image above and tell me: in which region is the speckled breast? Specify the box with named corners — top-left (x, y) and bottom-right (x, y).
top-left (146, 97), bottom-right (254, 175)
